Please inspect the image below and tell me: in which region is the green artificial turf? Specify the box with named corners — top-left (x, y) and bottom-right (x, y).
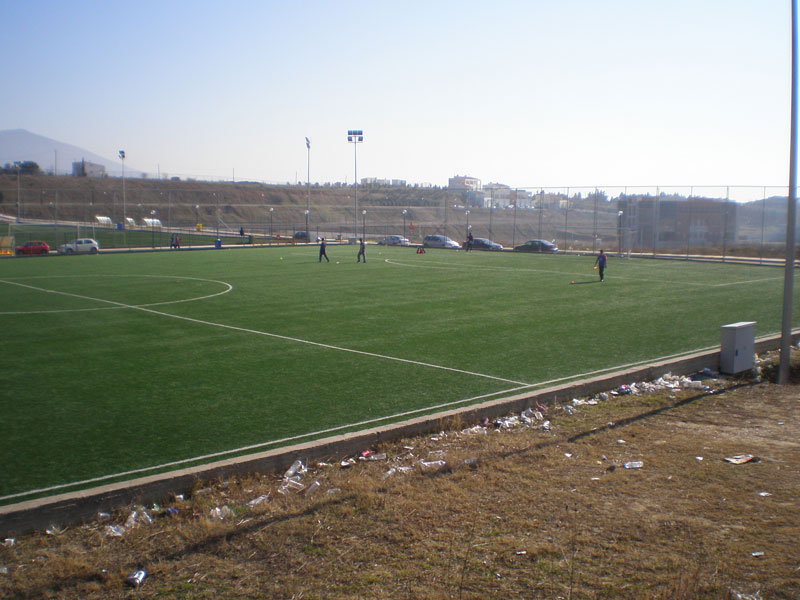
top-left (1, 245), bottom-right (797, 503)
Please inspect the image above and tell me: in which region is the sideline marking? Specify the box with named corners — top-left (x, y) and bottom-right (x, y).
top-left (0, 275), bottom-right (233, 315)
top-left (0, 342), bottom-right (723, 502)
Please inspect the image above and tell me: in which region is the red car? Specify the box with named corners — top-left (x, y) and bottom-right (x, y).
top-left (15, 240), bottom-right (50, 256)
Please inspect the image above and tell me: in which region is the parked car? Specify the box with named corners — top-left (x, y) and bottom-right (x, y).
top-left (469, 238), bottom-right (503, 251)
top-left (57, 238), bottom-right (100, 255)
top-left (423, 234), bottom-right (460, 249)
top-left (293, 231), bottom-right (310, 242)
top-left (378, 235), bottom-right (410, 246)
top-left (15, 240), bottom-right (50, 256)
top-left (513, 239), bottom-right (558, 253)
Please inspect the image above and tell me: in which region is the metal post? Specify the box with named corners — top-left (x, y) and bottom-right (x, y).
top-left (347, 130), bottom-right (363, 240)
top-left (402, 209), bottom-right (407, 239)
top-left (779, 0), bottom-right (799, 384)
top-left (306, 137), bottom-right (311, 241)
top-left (269, 207), bottom-right (274, 244)
top-left (722, 187), bottom-right (729, 262)
top-left (512, 201), bottom-right (517, 248)
top-left (362, 209), bottom-right (366, 239)
top-left (760, 186), bottom-right (767, 264)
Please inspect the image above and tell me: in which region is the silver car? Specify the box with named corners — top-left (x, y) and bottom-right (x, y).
top-left (423, 235), bottom-right (460, 249)
top-left (378, 235), bottom-right (410, 246)
top-left (57, 238), bottom-right (100, 255)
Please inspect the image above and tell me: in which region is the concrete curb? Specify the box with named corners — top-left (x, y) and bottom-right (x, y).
top-left (1, 331), bottom-right (796, 537)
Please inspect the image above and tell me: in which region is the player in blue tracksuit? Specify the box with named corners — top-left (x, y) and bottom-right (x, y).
top-left (319, 237), bottom-right (329, 262)
top-left (594, 249), bottom-right (606, 282)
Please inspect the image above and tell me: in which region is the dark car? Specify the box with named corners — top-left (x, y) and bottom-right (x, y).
top-left (293, 231), bottom-right (311, 242)
top-left (15, 240), bottom-right (50, 256)
top-left (469, 238), bottom-right (503, 251)
top-left (513, 239), bottom-right (558, 253)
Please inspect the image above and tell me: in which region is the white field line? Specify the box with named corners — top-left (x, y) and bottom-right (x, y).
top-left (0, 341), bottom-right (724, 502)
top-left (0, 275), bottom-right (233, 315)
top-left (383, 258), bottom-right (783, 287)
top-left (0, 277), bottom-right (530, 387)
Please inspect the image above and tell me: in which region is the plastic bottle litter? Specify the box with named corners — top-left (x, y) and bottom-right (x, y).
top-left (284, 459), bottom-right (306, 479)
top-left (419, 459), bottom-right (448, 473)
top-left (367, 453), bottom-right (387, 461)
top-left (623, 461), bottom-right (644, 469)
top-left (246, 494), bottom-right (269, 507)
top-left (305, 481), bottom-right (321, 496)
top-left (97, 512), bottom-right (111, 522)
top-left (541, 420), bottom-right (552, 431)
top-left (209, 505), bottom-right (234, 520)
top-left (125, 570), bottom-right (147, 587)
top-left (464, 458), bottom-right (479, 469)
top-left (103, 525), bottom-right (126, 537)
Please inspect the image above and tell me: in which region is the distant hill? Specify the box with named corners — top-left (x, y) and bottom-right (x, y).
top-left (0, 129), bottom-right (143, 177)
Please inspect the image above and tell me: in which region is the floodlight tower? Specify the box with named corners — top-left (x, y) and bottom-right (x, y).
top-left (305, 137), bottom-right (311, 241)
top-left (119, 150), bottom-right (127, 229)
top-left (347, 130), bottom-right (363, 240)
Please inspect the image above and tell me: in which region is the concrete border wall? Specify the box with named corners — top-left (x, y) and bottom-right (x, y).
top-left (1, 332), bottom-right (796, 538)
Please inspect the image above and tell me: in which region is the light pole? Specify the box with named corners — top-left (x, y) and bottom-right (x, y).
top-left (362, 209), bottom-right (367, 239)
top-left (402, 209), bottom-right (407, 239)
top-left (119, 150), bottom-right (126, 228)
top-left (511, 203), bottom-right (517, 248)
top-left (305, 137), bottom-right (311, 241)
top-left (465, 209), bottom-right (470, 235)
top-left (347, 130), bottom-right (363, 240)
top-left (617, 210), bottom-right (624, 257)
top-left (150, 210), bottom-right (157, 248)
top-left (269, 207), bottom-right (274, 244)
top-left (305, 209), bottom-right (310, 241)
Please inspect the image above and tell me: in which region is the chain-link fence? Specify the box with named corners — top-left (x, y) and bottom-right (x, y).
top-left (2, 182), bottom-right (798, 260)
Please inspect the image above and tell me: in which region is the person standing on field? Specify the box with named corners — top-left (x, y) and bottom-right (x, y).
top-left (357, 238), bottom-right (366, 262)
top-left (319, 237), bottom-right (329, 262)
top-left (594, 249), bottom-right (606, 282)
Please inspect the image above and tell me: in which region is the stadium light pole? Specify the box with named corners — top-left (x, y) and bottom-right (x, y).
top-left (305, 137), bottom-right (311, 241)
top-left (347, 130), bottom-right (363, 241)
top-left (402, 209), bottom-right (407, 239)
top-left (779, 0), bottom-right (799, 385)
top-left (305, 209), bottom-right (310, 241)
top-left (465, 209), bottom-right (470, 235)
top-left (119, 150), bottom-right (126, 229)
top-left (269, 207), bottom-right (274, 244)
top-left (362, 209), bottom-right (367, 239)
top-left (150, 209), bottom-right (156, 248)
top-left (512, 203), bottom-right (517, 248)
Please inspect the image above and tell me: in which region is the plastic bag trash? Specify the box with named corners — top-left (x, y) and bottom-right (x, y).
top-left (305, 481), bottom-right (321, 496)
top-left (728, 590), bottom-right (762, 600)
top-left (125, 570), bottom-right (146, 587)
top-left (751, 551), bottom-right (764, 558)
top-left (284, 459), bottom-right (306, 479)
top-left (520, 408), bottom-right (534, 424)
top-left (541, 420), bottom-right (551, 431)
top-left (103, 525), bottom-right (126, 537)
top-left (623, 461), bottom-right (643, 469)
top-left (419, 459), bottom-right (448, 473)
top-left (326, 488), bottom-right (341, 494)
top-left (209, 505), bottom-right (234, 520)
top-left (247, 494), bottom-right (269, 507)
top-left (382, 468), bottom-right (397, 479)
top-left (723, 454), bottom-right (759, 464)
top-left (758, 491), bottom-right (772, 497)
top-left (2, 538), bottom-right (15, 548)
top-left (340, 458), bottom-right (356, 468)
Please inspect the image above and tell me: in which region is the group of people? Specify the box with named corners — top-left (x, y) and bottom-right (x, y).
top-left (318, 237), bottom-right (367, 263)
top-left (318, 236), bottom-right (608, 281)
top-left (169, 233), bottom-right (181, 249)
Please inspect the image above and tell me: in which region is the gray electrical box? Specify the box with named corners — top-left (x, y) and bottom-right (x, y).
top-left (720, 321), bottom-right (756, 374)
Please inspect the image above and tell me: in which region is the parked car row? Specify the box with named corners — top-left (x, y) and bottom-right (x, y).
top-left (13, 239), bottom-right (101, 256)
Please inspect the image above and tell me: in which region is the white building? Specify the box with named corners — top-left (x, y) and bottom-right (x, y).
top-left (72, 159), bottom-right (106, 178)
top-left (448, 175), bottom-right (482, 192)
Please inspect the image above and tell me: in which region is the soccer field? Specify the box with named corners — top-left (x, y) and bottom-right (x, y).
top-left (1, 245), bottom-right (796, 504)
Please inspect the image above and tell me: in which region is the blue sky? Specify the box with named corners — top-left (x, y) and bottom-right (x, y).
top-left (1, 1), bottom-right (793, 195)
